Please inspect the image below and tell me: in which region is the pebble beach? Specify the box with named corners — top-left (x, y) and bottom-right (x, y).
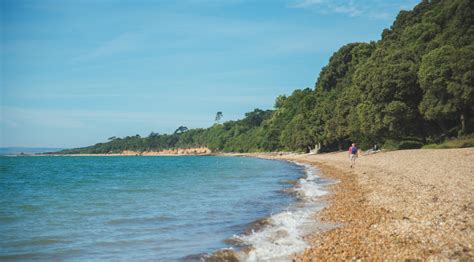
top-left (251, 148), bottom-right (473, 260)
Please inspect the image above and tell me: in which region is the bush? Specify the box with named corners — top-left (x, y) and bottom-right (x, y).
top-left (382, 140), bottom-right (400, 150)
top-left (422, 134), bottom-right (474, 149)
top-left (383, 139), bottom-right (424, 150)
top-left (398, 140), bottom-right (424, 149)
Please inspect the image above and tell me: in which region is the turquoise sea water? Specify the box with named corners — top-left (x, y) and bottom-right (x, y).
top-left (0, 156), bottom-right (306, 261)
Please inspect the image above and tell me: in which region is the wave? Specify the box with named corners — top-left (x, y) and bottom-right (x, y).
top-left (209, 162), bottom-right (338, 261)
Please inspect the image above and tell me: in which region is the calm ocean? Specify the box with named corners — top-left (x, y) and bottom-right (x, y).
top-left (0, 156), bottom-right (332, 261)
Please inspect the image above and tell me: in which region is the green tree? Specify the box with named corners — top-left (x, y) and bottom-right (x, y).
top-left (418, 45), bottom-right (474, 134)
top-left (215, 111), bottom-right (223, 124)
top-left (174, 126), bottom-right (188, 134)
top-left (352, 46), bottom-right (424, 143)
top-left (56, 0), bottom-right (474, 155)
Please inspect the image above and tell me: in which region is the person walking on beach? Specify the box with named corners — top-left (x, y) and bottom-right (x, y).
top-left (348, 143), bottom-right (359, 168)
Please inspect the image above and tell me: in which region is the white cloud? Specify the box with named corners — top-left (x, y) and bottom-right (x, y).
top-left (290, 0), bottom-right (363, 17)
top-left (289, 0), bottom-right (417, 19)
top-left (290, 0), bottom-right (325, 8)
top-left (332, 4), bottom-right (362, 17)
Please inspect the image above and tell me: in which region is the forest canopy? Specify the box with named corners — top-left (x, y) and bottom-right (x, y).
top-left (59, 0), bottom-right (474, 154)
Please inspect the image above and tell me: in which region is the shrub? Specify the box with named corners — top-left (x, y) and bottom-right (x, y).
top-left (398, 140), bottom-right (424, 149)
top-left (421, 134), bottom-right (474, 149)
top-left (383, 139), bottom-right (424, 150)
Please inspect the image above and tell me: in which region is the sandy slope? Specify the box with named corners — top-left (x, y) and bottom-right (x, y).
top-left (253, 148), bottom-right (473, 260)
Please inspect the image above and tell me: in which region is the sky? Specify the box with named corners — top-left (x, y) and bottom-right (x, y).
top-left (0, 0), bottom-right (419, 148)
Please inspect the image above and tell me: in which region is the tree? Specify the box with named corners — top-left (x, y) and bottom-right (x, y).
top-left (418, 45), bottom-right (474, 134)
top-left (174, 126), bottom-right (188, 134)
top-left (313, 42), bottom-right (375, 149)
top-left (351, 45), bottom-right (424, 143)
top-left (148, 132), bottom-right (160, 137)
top-left (56, 0), bottom-right (474, 155)
top-left (243, 109), bottom-right (272, 127)
top-left (215, 111), bottom-right (223, 124)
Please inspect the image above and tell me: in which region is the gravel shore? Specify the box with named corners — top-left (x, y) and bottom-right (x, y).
top-left (253, 148), bottom-right (473, 260)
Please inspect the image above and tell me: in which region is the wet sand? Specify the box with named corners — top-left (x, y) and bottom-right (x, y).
top-left (246, 148), bottom-right (473, 260)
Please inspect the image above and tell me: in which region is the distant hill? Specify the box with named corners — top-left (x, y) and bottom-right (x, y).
top-left (0, 147), bottom-right (66, 156)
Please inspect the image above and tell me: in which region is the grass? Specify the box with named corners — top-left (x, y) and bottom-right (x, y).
top-left (422, 134), bottom-right (474, 149)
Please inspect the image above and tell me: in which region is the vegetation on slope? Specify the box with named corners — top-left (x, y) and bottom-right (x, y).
top-left (421, 134), bottom-right (474, 149)
top-left (59, 0), bottom-right (473, 154)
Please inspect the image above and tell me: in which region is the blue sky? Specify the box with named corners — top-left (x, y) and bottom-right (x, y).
top-left (1, 0), bottom-right (419, 148)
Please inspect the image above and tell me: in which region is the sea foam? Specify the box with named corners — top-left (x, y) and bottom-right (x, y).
top-left (234, 163), bottom-right (336, 261)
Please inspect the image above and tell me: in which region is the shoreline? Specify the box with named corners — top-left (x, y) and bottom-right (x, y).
top-left (11, 153), bottom-right (216, 157)
top-left (11, 148), bottom-right (473, 260)
top-left (13, 147), bottom-right (214, 157)
top-left (247, 148), bottom-right (474, 260)
top-left (28, 153), bottom-right (215, 157)
top-left (205, 158), bottom-right (336, 261)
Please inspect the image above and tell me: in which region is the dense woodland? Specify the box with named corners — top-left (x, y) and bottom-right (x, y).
top-left (59, 0), bottom-right (474, 154)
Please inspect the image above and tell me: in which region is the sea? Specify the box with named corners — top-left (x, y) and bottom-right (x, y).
top-left (0, 156), bottom-right (334, 261)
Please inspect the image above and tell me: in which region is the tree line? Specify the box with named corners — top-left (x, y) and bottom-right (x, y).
top-left (59, 0), bottom-right (473, 154)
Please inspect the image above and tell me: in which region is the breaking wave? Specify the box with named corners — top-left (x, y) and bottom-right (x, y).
top-left (212, 162), bottom-right (338, 261)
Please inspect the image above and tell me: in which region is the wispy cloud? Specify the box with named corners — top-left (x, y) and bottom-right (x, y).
top-left (289, 0), bottom-right (417, 19)
top-left (73, 32), bottom-right (145, 63)
top-left (290, 0), bottom-right (362, 17)
top-left (291, 0), bottom-right (325, 8)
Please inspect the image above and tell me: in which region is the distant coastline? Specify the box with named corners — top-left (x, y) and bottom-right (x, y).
top-left (0, 147), bottom-right (66, 156)
top-left (27, 147), bottom-right (214, 157)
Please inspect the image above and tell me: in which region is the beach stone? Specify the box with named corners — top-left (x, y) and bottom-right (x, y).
top-left (251, 148), bottom-right (474, 260)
